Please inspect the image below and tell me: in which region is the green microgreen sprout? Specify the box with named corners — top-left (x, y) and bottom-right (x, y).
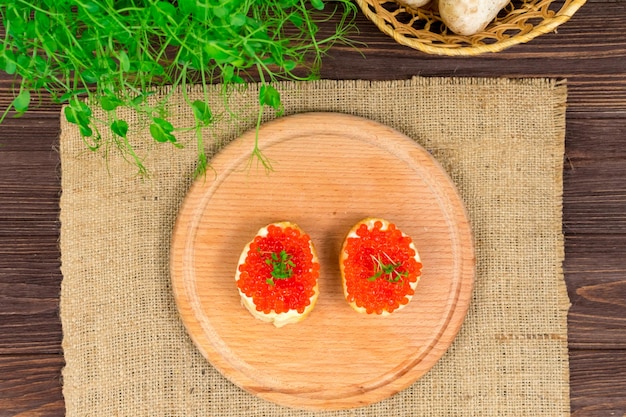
top-left (368, 252), bottom-right (408, 284)
top-left (265, 249), bottom-right (295, 286)
top-left (0, 0), bottom-right (358, 176)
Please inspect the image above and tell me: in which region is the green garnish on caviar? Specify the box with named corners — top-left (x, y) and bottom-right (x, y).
top-left (368, 253), bottom-right (408, 283)
top-left (266, 250), bottom-right (295, 286)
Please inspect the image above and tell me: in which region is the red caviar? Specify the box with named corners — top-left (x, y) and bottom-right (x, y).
top-left (342, 220), bottom-right (422, 314)
top-left (237, 224), bottom-right (319, 315)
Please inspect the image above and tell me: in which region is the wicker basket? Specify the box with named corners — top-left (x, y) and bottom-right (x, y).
top-left (355, 0), bottom-right (587, 56)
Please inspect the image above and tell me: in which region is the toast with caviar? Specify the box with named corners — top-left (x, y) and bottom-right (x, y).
top-left (340, 218), bottom-right (422, 315)
top-left (235, 222), bottom-right (320, 327)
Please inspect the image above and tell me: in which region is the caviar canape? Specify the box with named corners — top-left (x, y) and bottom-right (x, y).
top-left (236, 222), bottom-right (320, 327)
top-left (340, 218), bottom-right (422, 315)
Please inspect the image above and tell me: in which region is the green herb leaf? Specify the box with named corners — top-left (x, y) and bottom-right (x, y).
top-left (311, 0), bottom-right (325, 11)
top-left (118, 50), bottom-right (130, 72)
top-left (59, 89), bottom-right (88, 103)
top-left (63, 107), bottom-right (78, 125)
top-left (131, 93), bottom-right (154, 106)
top-left (100, 95), bottom-right (123, 111)
top-left (1, 51), bottom-right (17, 75)
top-left (41, 36), bottom-right (58, 54)
top-left (82, 1), bottom-right (101, 13)
top-left (213, 6), bottom-right (228, 18)
top-left (204, 41), bottom-right (231, 63)
top-left (12, 90), bottom-right (30, 113)
top-left (229, 13), bottom-right (247, 28)
top-left (151, 2), bottom-right (177, 26)
top-left (221, 65), bottom-right (245, 84)
top-left (178, 0), bottom-right (197, 14)
top-left (64, 100), bottom-right (92, 129)
top-left (154, 117), bottom-right (173, 132)
top-left (191, 100), bottom-right (212, 126)
top-left (17, 54), bottom-right (30, 71)
top-left (78, 124), bottom-right (93, 137)
top-left (150, 118), bottom-right (176, 143)
top-left (111, 119), bottom-right (129, 138)
top-left (25, 19), bottom-right (37, 39)
top-left (259, 85), bottom-right (281, 110)
top-left (288, 13), bottom-right (303, 27)
top-left (81, 70), bottom-right (98, 84)
top-left (64, 100), bottom-right (94, 137)
top-left (34, 11), bottom-right (50, 32)
top-left (281, 60), bottom-right (297, 72)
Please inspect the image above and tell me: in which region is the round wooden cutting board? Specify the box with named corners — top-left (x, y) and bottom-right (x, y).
top-left (170, 112), bottom-right (475, 410)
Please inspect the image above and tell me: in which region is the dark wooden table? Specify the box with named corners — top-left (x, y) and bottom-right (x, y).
top-left (1, 2), bottom-right (625, 416)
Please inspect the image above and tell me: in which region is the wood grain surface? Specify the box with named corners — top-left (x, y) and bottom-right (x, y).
top-left (2, 2), bottom-right (626, 415)
top-left (170, 113), bottom-right (474, 409)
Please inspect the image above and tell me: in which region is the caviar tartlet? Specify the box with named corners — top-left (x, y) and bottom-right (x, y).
top-left (235, 222), bottom-right (320, 327)
top-left (340, 218), bottom-right (422, 315)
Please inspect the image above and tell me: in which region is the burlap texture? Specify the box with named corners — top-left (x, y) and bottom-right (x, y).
top-left (60, 77), bottom-right (569, 416)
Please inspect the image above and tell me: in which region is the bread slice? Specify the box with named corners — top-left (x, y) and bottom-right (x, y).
top-left (235, 222), bottom-right (320, 327)
top-left (339, 218), bottom-right (422, 315)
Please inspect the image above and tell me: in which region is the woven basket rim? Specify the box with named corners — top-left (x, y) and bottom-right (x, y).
top-left (355, 0), bottom-right (587, 56)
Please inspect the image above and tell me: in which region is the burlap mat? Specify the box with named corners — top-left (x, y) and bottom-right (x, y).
top-left (60, 77), bottom-right (569, 416)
